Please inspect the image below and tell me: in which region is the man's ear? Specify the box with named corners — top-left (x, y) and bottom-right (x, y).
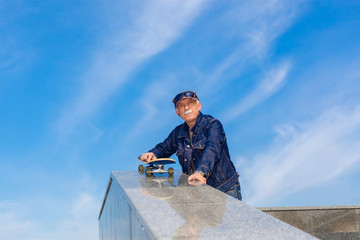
top-left (198, 101), bottom-right (202, 111)
top-left (176, 109), bottom-right (179, 116)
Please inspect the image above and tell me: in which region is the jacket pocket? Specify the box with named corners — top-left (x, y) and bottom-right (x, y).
top-left (193, 141), bottom-right (205, 159)
top-left (193, 138), bottom-right (206, 149)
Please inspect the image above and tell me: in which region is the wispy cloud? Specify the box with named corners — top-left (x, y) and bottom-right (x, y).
top-left (0, 175), bottom-right (100, 240)
top-left (221, 61), bottom-right (291, 122)
top-left (0, 2), bottom-right (34, 75)
top-left (57, 192), bottom-right (99, 240)
top-left (54, 0), bottom-right (206, 139)
top-left (201, 0), bottom-right (303, 95)
top-left (125, 76), bottom-right (180, 141)
top-left (0, 202), bottom-right (33, 240)
top-left (244, 105), bottom-right (360, 205)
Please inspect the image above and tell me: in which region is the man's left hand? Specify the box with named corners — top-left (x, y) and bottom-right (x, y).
top-left (188, 172), bottom-right (206, 185)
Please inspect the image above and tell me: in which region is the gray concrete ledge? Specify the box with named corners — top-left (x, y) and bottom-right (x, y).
top-left (259, 206), bottom-right (360, 211)
top-left (99, 171), bottom-right (317, 239)
top-left (260, 206), bottom-right (360, 240)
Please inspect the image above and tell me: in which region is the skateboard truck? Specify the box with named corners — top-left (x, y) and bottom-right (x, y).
top-left (137, 156), bottom-right (175, 177)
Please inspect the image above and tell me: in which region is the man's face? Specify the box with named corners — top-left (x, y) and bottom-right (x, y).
top-left (176, 98), bottom-right (201, 124)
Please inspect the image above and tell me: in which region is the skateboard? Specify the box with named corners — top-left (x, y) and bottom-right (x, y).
top-left (137, 156), bottom-right (176, 176)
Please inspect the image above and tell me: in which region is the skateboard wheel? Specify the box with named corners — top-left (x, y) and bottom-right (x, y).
top-left (168, 176), bottom-right (174, 185)
top-left (146, 168), bottom-right (152, 176)
top-left (168, 167), bottom-right (174, 176)
top-left (138, 165), bottom-right (144, 171)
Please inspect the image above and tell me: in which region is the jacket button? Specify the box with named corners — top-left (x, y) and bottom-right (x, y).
top-left (187, 145), bottom-right (190, 148)
top-left (185, 159), bottom-right (187, 162)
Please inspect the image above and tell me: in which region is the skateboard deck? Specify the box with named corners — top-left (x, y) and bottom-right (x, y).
top-left (137, 156), bottom-right (176, 176)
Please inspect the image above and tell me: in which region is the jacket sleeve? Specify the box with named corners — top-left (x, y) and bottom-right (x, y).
top-left (197, 119), bottom-right (225, 176)
top-left (149, 129), bottom-right (177, 158)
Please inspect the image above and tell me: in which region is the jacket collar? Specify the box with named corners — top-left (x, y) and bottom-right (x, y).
top-left (178, 112), bottom-right (203, 138)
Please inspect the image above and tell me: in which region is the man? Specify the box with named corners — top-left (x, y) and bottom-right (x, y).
top-left (140, 90), bottom-right (242, 200)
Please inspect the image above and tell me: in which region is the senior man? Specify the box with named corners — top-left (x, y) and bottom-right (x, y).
top-left (140, 90), bottom-right (242, 200)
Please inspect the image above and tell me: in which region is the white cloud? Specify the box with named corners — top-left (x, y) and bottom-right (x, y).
top-left (123, 69), bottom-right (198, 144)
top-left (0, 203), bottom-right (33, 240)
top-left (221, 61), bottom-right (291, 122)
top-left (54, 0), bottom-right (206, 139)
top-left (57, 192), bottom-right (100, 240)
top-left (201, 0), bottom-right (303, 95)
top-left (0, 173), bottom-right (101, 240)
top-left (244, 105), bottom-right (360, 205)
top-left (241, 0), bottom-right (301, 57)
top-left (0, 2), bottom-right (34, 73)
top-left (274, 123), bottom-right (298, 142)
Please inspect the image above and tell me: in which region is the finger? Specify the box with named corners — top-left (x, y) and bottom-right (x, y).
top-left (141, 154), bottom-right (149, 163)
top-left (192, 173), bottom-right (206, 183)
top-left (188, 174), bottom-right (196, 182)
top-left (201, 177), bottom-right (206, 184)
top-left (187, 176), bottom-right (194, 184)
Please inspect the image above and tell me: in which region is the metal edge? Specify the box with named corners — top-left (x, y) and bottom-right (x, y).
top-left (98, 176), bottom-right (113, 220)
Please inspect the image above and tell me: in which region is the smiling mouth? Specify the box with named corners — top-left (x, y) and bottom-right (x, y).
top-left (184, 110), bottom-right (193, 115)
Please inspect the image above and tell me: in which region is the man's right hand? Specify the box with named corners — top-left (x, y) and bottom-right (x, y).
top-left (140, 152), bottom-right (156, 163)
top-left (188, 172), bottom-right (207, 185)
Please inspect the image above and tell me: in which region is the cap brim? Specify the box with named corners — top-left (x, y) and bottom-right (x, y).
top-left (175, 97), bottom-right (198, 107)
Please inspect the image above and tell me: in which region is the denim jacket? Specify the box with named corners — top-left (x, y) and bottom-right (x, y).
top-left (150, 112), bottom-right (239, 192)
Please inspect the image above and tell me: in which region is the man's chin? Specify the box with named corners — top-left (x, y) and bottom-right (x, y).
top-left (183, 114), bottom-right (197, 122)
top-left (183, 114), bottom-right (194, 119)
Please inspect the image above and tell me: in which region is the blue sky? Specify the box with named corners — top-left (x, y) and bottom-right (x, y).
top-left (1, 0), bottom-right (360, 239)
